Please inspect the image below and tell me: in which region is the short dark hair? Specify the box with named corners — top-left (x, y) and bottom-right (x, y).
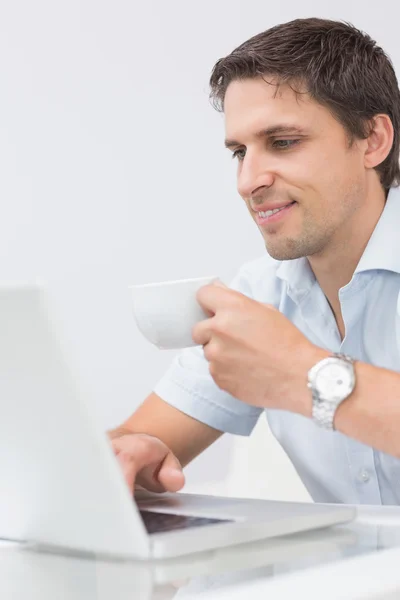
top-left (209, 18), bottom-right (400, 190)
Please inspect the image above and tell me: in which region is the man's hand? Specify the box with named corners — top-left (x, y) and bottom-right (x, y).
top-left (192, 283), bottom-right (327, 415)
top-left (109, 432), bottom-right (185, 493)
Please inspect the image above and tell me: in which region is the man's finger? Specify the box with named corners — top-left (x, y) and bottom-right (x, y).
top-left (116, 451), bottom-right (137, 491)
top-left (192, 318), bottom-right (213, 346)
top-left (212, 280), bottom-right (227, 288)
top-left (196, 283), bottom-right (232, 314)
top-left (157, 452), bottom-right (185, 492)
top-left (111, 435), bottom-right (171, 491)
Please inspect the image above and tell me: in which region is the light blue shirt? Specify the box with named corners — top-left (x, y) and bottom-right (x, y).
top-left (155, 186), bottom-right (400, 505)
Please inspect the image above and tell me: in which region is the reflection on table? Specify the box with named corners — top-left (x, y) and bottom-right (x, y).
top-left (2, 507), bottom-right (400, 600)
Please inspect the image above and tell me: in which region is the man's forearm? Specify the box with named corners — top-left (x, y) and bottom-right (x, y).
top-left (334, 360), bottom-right (400, 457)
top-left (294, 351), bottom-right (400, 457)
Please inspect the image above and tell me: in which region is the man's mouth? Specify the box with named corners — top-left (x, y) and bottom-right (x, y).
top-left (255, 201), bottom-right (296, 226)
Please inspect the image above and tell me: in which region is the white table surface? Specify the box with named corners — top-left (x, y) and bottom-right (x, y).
top-left (2, 497), bottom-right (400, 600)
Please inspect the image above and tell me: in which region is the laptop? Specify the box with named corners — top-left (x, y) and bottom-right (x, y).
top-left (0, 285), bottom-right (356, 560)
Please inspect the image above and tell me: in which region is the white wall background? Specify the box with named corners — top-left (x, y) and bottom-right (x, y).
top-left (1, 0), bottom-right (398, 502)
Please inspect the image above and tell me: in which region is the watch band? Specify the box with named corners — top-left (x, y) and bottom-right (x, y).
top-left (311, 353), bottom-right (355, 431)
top-left (333, 352), bottom-right (354, 363)
top-left (311, 391), bottom-right (337, 430)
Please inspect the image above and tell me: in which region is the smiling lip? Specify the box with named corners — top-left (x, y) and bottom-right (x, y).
top-left (252, 201), bottom-right (294, 214)
top-left (255, 201), bottom-right (296, 226)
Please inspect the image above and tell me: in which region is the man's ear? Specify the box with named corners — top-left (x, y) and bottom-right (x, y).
top-left (363, 114), bottom-right (394, 170)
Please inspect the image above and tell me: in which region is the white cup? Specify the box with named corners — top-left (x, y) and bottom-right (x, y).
top-left (129, 275), bottom-right (219, 349)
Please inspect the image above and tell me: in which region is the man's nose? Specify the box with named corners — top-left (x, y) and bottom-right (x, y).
top-left (237, 155), bottom-right (275, 199)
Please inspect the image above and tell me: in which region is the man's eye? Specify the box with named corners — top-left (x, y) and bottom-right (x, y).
top-left (272, 139), bottom-right (300, 149)
top-left (232, 148), bottom-right (246, 161)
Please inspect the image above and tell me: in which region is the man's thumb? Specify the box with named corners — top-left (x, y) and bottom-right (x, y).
top-left (157, 452), bottom-right (185, 492)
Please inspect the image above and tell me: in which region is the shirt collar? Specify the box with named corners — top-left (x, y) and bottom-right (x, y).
top-left (355, 185), bottom-right (400, 275)
top-left (276, 255), bottom-right (316, 299)
top-left (276, 186), bottom-right (400, 293)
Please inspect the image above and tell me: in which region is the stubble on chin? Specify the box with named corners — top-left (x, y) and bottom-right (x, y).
top-left (263, 226), bottom-right (328, 261)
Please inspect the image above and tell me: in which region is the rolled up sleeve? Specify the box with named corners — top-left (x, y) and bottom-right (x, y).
top-left (154, 345), bottom-right (262, 435)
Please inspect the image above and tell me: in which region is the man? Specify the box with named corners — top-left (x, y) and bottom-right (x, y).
top-left (110, 17), bottom-right (400, 505)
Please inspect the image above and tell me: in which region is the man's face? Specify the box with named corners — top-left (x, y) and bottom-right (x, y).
top-left (223, 77), bottom-right (368, 260)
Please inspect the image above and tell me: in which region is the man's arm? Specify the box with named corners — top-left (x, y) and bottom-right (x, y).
top-left (192, 283), bottom-right (400, 459)
top-left (110, 392), bottom-right (223, 467)
top-left (273, 346), bottom-right (400, 457)
top-left (323, 359), bottom-right (400, 457)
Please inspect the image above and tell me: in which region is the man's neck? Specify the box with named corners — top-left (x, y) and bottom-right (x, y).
top-left (308, 183), bottom-right (387, 339)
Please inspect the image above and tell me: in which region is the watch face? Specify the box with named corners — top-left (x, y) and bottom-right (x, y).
top-left (315, 360), bottom-right (354, 400)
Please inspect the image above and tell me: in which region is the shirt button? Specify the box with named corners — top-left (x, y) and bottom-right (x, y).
top-left (358, 469), bottom-right (370, 483)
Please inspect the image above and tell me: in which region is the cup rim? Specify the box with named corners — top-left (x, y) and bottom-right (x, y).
top-left (129, 276), bottom-right (218, 290)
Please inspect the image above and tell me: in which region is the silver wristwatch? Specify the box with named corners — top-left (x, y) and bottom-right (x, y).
top-left (308, 353), bottom-right (356, 431)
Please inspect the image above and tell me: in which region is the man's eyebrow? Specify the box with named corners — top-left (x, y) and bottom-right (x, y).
top-left (224, 125), bottom-right (308, 148)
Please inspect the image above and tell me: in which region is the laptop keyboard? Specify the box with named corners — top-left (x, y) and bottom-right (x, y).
top-left (139, 510), bottom-right (233, 535)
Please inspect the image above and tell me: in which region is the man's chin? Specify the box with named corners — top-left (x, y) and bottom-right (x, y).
top-left (264, 238), bottom-right (308, 261)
